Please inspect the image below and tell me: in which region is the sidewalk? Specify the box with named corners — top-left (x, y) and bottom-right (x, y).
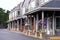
top-left (10, 30), bottom-right (37, 38)
top-left (8, 29), bottom-right (50, 40)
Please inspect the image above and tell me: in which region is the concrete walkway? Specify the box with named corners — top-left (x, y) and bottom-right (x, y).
top-left (10, 30), bottom-right (50, 40)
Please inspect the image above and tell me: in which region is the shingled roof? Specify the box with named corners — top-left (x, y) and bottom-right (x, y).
top-left (42, 0), bottom-right (60, 8)
top-left (25, 0), bottom-right (60, 15)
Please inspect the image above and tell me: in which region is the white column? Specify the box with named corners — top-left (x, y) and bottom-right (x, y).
top-left (27, 16), bottom-right (31, 32)
top-left (19, 20), bottom-right (20, 31)
top-left (27, 16), bottom-right (30, 35)
top-left (30, 16), bottom-right (31, 31)
top-left (52, 12), bottom-right (55, 35)
top-left (13, 22), bottom-right (14, 30)
top-left (12, 22), bottom-right (14, 30)
top-left (34, 16), bottom-right (36, 32)
top-left (35, 14), bottom-right (38, 37)
top-left (20, 19), bottom-right (22, 31)
top-left (36, 14), bottom-right (38, 32)
top-left (9, 23), bottom-right (11, 30)
top-left (47, 17), bottom-right (50, 35)
top-left (24, 19), bottom-right (25, 32)
top-left (7, 23), bottom-right (9, 30)
top-left (13, 21), bottom-right (16, 31)
top-left (17, 20), bottom-right (19, 31)
top-left (28, 18), bottom-right (30, 30)
top-left (42, 11), bottom-right (44, 32)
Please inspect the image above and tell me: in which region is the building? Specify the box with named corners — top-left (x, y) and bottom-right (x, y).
top-left (7, 0), bottom-right (60, 38)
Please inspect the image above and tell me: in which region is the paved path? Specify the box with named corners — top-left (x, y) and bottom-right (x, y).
top-left (0, 29), bottom-right (42, 40)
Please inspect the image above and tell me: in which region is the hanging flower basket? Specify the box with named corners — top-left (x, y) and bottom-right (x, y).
top-left (37, 19), bottom-right (47, 26)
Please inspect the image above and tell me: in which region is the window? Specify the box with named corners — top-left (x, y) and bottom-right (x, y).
top-left (9, 13), bottom-right (13, 21)
top-left (15, 11), bottom-right (17, 17)
top-left (30, 1), bottom-right (36, 8)
top-left (12, 12), bottom-right (15, 18)
top-left (28, 0), bottom-right (37, 11)
top-left (36, 0), bottom-right (39, 7)
top-left (17, 11), bottom-right (20, 15)
top-left (45, 0), bottom-right (49, 2)
top-left (56, 17), bottom-right (60, 29)
top-left (21, 7), bottom-right (25, 15)
top-left (25, 8), bottom-right (28, 12)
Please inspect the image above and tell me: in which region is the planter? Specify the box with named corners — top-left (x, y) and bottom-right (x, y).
top-left (37, 30), bottom-right (42, 36)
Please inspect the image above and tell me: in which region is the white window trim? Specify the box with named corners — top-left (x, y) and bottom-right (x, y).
top-left (21, 7), bottom-right (25, 15)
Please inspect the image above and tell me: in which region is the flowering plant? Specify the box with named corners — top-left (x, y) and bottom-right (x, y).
top-left (37, 30), bottom-right (42, 33)
top-left (37, 19), bottom-right (47, 26)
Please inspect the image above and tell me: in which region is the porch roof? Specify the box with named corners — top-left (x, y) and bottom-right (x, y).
top-left (42, 0), bottom-right (60, 8)
top-left (25, 0), bottom-right (60, 15)
top-left (8, 16), bottom-right (27, 23)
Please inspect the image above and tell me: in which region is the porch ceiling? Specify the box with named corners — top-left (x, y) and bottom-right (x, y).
top-left (25, 7), bottom-right (60, 15)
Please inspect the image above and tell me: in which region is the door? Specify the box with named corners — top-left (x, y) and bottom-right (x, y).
top-left (56, 17), bottom-right (60, 35)
top-left (56, 17), bottom-right (60, 31)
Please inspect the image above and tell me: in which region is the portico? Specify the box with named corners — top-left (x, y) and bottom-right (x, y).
top-left (26, 8), bottom-right (60, 36)
top-left (24, 0), bottom-right (60, 36)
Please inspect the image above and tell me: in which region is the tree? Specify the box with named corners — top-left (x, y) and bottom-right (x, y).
top-left (0, 8), bottom-right (10, 28)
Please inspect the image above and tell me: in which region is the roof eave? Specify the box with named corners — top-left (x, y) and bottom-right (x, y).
top-left (25, 7), bottom-right (60, 15)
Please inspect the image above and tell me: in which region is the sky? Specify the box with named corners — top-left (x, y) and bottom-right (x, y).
top-left (0, 0), bottom-right (24, 11)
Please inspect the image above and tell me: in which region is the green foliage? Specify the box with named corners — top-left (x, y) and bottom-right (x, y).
top-left (0, 8), bottom-right (10, 27)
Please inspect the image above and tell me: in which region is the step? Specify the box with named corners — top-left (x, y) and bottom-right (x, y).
top-left (50, 37), bottom-right (60, 40)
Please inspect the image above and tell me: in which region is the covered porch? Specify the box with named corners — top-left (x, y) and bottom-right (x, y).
top-left (25, 10), bottom-right (60, 40)
top-left (25, 0), bottom-right (60, 37)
